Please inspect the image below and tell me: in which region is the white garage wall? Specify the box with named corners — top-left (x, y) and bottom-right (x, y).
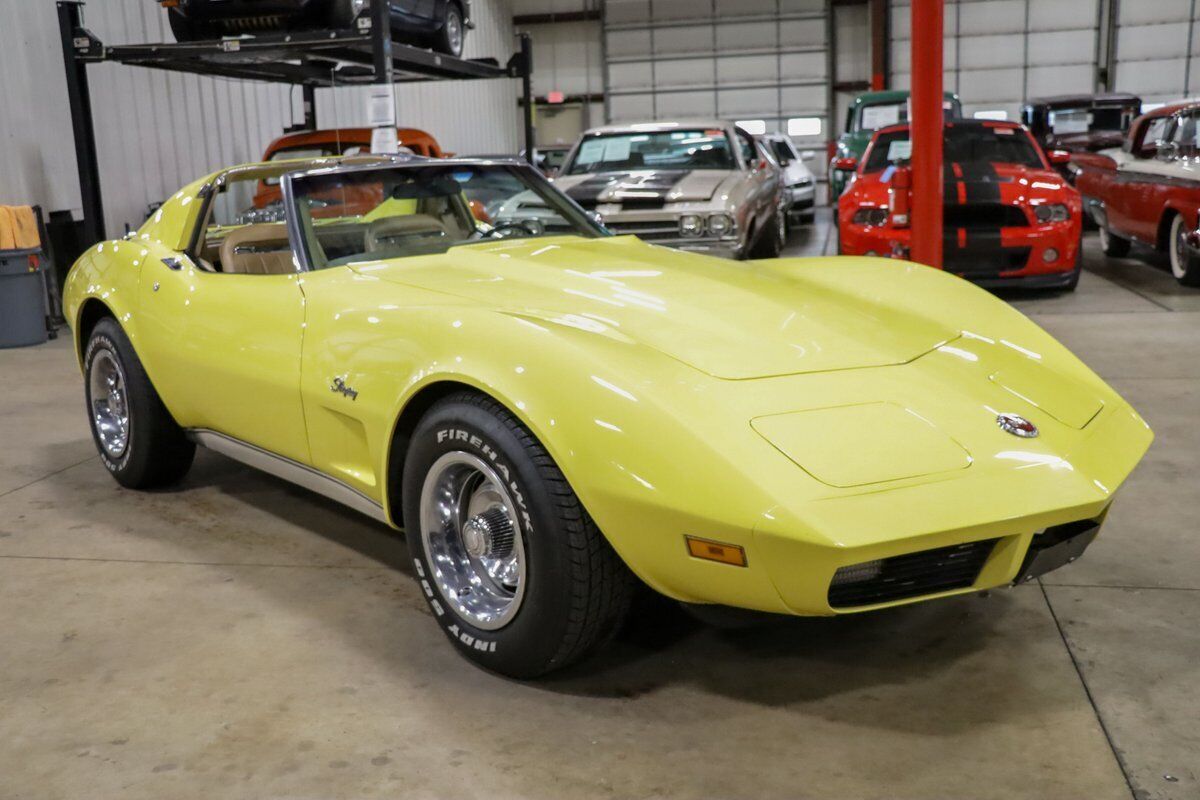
top-left (512, 0), bottom-right (606, 142)
top-left (1114, 0), bottom-right (1200, 104)
top-left (601, 0), bottom-right (832, 167)
top-left (890, 0), bottom-right (1103, 121)
top-left (0, 0), bottom-right (519, 237)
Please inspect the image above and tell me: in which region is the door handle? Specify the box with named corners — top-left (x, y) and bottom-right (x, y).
top-left (162, 257), bottom-right (185, 271)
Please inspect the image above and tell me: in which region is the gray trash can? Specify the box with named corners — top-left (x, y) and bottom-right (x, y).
top-left (0, 248), bottom-right (49, 348)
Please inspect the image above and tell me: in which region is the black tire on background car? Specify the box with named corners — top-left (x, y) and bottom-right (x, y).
top-left (1098, 224), bottom-right (1131, 258)
top-left (402, 392), bottom-right (634, 678)
top-left (749, 211), bottom-right (784, 259)
top-left (329, 0), bottom-right (366, 29)
top-left (84, 318), bottom-right (195, 489)
top-left (1168, 213), bottom-right (1200, 287)
top-left (1062, 228), bottom-right (1084, 291)
top-left (166, 10), bottom-right (221, 42)
top-left (432, 2), bottom-right (466, 57)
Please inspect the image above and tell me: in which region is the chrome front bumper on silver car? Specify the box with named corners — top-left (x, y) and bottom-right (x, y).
top-left (603, 218), bottom-right (743, 259)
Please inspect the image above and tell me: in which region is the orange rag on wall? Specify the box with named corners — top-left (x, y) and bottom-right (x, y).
top-left (0, 206), bottom-right (41, 251)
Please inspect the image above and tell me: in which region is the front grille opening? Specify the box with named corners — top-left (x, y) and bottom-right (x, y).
top-left (944, 246), bottom-right (1031, 276)
top-left (828, 538), bottom-right (999, 608)
top-left (944, 203), bottom-right (1028, 228)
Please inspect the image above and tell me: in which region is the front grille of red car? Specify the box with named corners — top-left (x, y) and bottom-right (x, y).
top-left (827, 538), bottom-right (1000, 608)
top-left (944, 247), bottom-right (1031, 277)
top-left (944, 203), bottom-right (1029, 228)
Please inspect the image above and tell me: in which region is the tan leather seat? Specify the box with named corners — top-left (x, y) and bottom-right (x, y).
top-left (365, 214), bottom-right (448, 252)
top-left (219, 223), bottom-right (296, 275)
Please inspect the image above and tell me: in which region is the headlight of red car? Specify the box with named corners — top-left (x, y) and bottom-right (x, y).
top-left (852, 207), bottom-right (889, 227)
top-left (1034, 204), bottom-right (1070, 223)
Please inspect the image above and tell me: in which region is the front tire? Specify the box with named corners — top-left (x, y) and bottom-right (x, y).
top-left (1098, 224), bottom-right (1131, 257)
top-left (402, 392), bottom-right (633, 678)
top-left (1168, 213), bottom-right (1200, 287)
top-left (84, 318), bottom-right (195, 489)
top-left (749, 211), bottom-right (784, 259)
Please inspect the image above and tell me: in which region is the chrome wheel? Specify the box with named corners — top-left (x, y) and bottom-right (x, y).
top-left (88, 349), bottom-right (130, 460)
top-left (419, 451), bottom-right (526, 630)
top-left (444, 8), bottom-right (463, 56)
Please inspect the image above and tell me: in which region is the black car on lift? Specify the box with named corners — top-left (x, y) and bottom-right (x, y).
top-left (157, 0), bottom-right (472, 57)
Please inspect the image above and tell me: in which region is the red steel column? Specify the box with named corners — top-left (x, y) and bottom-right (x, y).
top-left (910, 0), bottom-right (944, 269)
top-left (870, 0), bottom-right (888, 91)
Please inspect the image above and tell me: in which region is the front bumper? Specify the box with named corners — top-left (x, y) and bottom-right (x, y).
top-left (610, 346), bottom-right (1151, 618)
top-left (785, 185), bottom-right (816, 222)
top-left (840, 220), bottom-right (1080, 284)
top-left (601, 215), bottom-right (744, 259)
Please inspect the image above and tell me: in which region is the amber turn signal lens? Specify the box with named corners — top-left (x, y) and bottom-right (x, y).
top-left (685, 536), bottom-right (747, 567)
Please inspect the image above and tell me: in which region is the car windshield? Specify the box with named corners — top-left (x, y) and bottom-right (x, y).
top-left (769, 139), bottom-right (795, 164)
top-left (1049, 105), bottom-right (1136, 135)
top-left (864, 125), bottom-right (1044, 172)
top-left (855, 100), bottom-right (959, 133)
top-left (564, 129), bottom-right (736, 174)
top-left (290, 163), bottom-right (605, 269)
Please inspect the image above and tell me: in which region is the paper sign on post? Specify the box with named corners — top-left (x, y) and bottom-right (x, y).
top-left (367, 85), bottom-right (398, 154)
top-left (886, 140), bottom-right (912, 162)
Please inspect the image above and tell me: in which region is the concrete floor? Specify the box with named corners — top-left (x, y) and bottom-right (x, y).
top-left (2, 217), bottom-right (1198, 800)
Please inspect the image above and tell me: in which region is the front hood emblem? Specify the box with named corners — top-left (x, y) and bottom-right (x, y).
top-left (997, 413), bottom-right (1038, 438)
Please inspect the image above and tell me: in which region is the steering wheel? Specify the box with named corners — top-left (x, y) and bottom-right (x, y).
top-left (486, 219), bottom-right (545, 239)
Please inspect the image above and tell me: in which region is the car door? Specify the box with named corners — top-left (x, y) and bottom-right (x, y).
top-left (1111, 115), bottom-right (1173, 241)
top-left (735, 129), bottom-right (776, 228)
top-left (135, 178), bottom-right (311, 465)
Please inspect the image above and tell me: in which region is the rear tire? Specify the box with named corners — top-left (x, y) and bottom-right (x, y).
top-left (329, 0), bottom-right (365, 29)
top-left (84, 318), bottom-right (195, 489)
top-left (1168, 213), bottom-right (1200, 287)
top-left (1098, 224), bottom-right (1131, 257)
top-left (166, 10), bottom-right (220, 42)
top-left (432, 2), bottom-right (465, 57)
top-left (402, 392), bottom-right (633, 678)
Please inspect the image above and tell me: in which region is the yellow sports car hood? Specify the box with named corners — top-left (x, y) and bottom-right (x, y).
top-left (350, 235), bottom-right (955, 379)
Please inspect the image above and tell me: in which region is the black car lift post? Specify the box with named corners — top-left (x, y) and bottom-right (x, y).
top-left (57, 0), bottom-right (105, 245)
top-left (55, 0), bottom-right (537, 246)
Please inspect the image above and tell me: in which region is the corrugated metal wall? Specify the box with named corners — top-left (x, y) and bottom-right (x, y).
top-left (0, 0), bottom-right (519, 237)
top-left (890, 0), bottom-right (1103, 120)
top-left (1114, 0), bottom-right (1200, 103)
top-left (600, 0), bottom-right (831, 171)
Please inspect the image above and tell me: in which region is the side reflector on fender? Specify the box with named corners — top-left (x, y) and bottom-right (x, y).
top-left (685, 536), bottom-right (747, 567)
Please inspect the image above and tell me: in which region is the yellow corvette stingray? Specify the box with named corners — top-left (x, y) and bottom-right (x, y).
top-left (64, 155), bottom-right (1152, 677)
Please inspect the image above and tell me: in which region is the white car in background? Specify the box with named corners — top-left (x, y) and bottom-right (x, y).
top-left (761, 133), bottom-right (817, 227)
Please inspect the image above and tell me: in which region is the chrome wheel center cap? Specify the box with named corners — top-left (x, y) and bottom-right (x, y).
top-left (463, 516), bottom-right (491, 558)
top-left (461, 508), bottom-right (516, 559)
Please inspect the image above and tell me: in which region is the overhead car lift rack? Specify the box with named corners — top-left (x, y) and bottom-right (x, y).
top-left (56, 0), bottom-right (535, 246)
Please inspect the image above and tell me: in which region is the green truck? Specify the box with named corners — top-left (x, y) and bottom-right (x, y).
top-left (829, 89), bottom-right (963, 202)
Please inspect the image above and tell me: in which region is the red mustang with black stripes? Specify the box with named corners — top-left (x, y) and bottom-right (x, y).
top-left (837, 120), bottom-right (1084, 290)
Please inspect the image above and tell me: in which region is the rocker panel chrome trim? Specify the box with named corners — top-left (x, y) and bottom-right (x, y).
top-left (187, 429), bottom-right (389, 524)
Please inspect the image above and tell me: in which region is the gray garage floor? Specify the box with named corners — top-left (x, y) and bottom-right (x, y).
top-left (2, 216), bottom-right (1198, 800)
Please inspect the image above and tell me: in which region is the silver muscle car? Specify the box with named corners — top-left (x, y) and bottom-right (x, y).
top-left (554, 120), bottom-right (785, 259)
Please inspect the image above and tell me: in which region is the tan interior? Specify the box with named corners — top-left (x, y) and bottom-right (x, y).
top-left (364, 214), bottom-right (449, 252)
top-left (219, 223), bottom-right (295, 275)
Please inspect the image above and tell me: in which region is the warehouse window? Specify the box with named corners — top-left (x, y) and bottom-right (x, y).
top-left (735, 119), bottom-right (767, 135)
top-left (974, 110), bottom-right (1009, 121)
top-left (787, 117), bottom-right (822, 137)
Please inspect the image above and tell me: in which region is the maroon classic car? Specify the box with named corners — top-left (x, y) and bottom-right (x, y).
top-left (1021, 94), bottom-right (1142, 156)
top-left (1072, 101), bottom-right (1200, 286)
